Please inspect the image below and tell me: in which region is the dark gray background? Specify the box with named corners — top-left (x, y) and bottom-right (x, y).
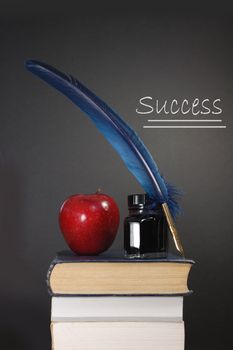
top-left (0, 1), bottom-right (232, 349)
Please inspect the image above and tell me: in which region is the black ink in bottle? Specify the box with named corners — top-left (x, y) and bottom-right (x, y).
top-left (124, 194), bottom-right (168, 258)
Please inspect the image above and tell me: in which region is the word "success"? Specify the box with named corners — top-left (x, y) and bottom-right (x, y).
top-left (136, 97), bottom-right (222, 115)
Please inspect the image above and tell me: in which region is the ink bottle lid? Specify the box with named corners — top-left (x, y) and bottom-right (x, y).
top-left (128, 193), bottom-right (147, 209)
top-left (124, 194), bottom-right (168, 259)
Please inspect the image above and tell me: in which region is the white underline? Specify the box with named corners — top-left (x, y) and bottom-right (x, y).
top-left (143, 125), bottom-right (226, 129)
top-left (147, 119), bottom-right (222, 122)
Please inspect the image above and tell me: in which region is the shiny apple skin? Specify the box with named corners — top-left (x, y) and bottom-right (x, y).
top-left (59, 193), bottom-right (120, 255)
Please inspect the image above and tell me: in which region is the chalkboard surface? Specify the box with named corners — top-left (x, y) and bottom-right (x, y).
top-left (0, 3), bottom-right (232, 350)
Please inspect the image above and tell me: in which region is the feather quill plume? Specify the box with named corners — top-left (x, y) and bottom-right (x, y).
top-left (25, 60), bottom-right (184, 255)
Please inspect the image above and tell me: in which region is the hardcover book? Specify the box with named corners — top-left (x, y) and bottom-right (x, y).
top-left (47, 251), bottom-right (194, 296)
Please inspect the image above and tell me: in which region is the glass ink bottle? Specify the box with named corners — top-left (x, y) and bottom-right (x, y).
top-left (124, 194), bottom-right (168, 258)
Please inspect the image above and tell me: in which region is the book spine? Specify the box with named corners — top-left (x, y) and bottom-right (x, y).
top-left (46, 259), bottom-right (57, 296)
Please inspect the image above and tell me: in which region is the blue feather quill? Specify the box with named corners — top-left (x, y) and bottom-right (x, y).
top-left (25, 60), bottom-right (184, 254)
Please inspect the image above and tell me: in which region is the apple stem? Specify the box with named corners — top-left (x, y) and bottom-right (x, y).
top-left (96, 188), bottom-right (102, 194)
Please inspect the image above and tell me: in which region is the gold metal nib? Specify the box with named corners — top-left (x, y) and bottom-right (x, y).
top-left (162, 203), bottom-right (184, 256)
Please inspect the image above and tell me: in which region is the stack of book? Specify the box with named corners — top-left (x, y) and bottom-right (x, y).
top-left (47, 251), bottom-right (194, 350)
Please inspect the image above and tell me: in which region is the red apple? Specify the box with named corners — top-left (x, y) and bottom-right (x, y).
top-left (59, 191), bottom-right (120, 255)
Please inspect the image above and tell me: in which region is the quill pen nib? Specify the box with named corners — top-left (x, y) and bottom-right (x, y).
top-left (162, 203), bottom-right (185, 256)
